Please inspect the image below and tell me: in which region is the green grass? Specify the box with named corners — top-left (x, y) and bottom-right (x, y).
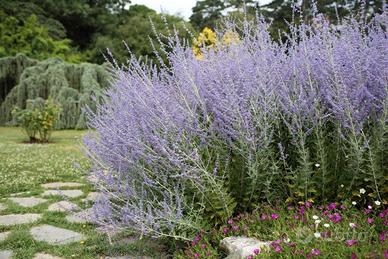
top-left (0, 127), bottom-right (164, 258)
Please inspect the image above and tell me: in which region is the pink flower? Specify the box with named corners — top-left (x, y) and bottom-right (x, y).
top-left (351, 252), bottom-right (358, 259)
top-left (327, 203), bottom-right (337, 210)
top-left (271, 213), bottom-right (279, 220)
top-left (227, 219), bottom-right (234, 225)
top-left (367, 218), bottom-right (374, 224)
top-left (364, 208), bottom-right (372, 214)
top-left (200, 244), bottom-right (206, 249)
top-left (380, 231), bottom-right (386, 242)
top-left (305, 201), bottom-right (313, 208)
top-left (345, 240), bottom-right (358, 247)
top-left (223, 227), bottom-right (229, 234)
top-left (194, 253), bottom-right (200, 258)
top-left (311, 249), bottom-right (321, 256)
top-left (253, 248), bottom-right (261, 255)
top-left (194, 235), bottom-right (201, 242)
top-left (247, 256), bottom-right (254, 259)
top-left (232, 225), bottom-right (240, 231)
top-left (328, 213), bottom-right (342, 223)
top-left (384, 250), bottom-right (388, 259)
top-left (274, 245), bottom-right (283, 253)
top-left (287, 206), bottom-right (294, 210)
top-left (260, 214), bottom-right (268, 220)
top-left (340, 204), bottom-right (346, 210)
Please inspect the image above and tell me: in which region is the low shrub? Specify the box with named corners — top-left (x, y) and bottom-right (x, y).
top-left (12, 97), bottom-right (60, 142)
top-left (175, 198), bottom-right (388, 258)
top-left (84, 7), bottom-right (388, 240)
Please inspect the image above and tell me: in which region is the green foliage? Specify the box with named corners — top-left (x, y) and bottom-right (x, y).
top-left (12, 98), bottom-right (61, 142)
top-left (0, 54), bottom-right (110, 129)
top-left (0, 12), bottom-right (81, 62)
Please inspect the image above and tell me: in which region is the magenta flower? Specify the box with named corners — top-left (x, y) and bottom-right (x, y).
top-left (232, 225), bottom-right (240, 231)
top-left (345, 240), bottom-right (358, 247)
top-left (253, 248), bottom-right (261, 255)
top-left (384, 250), bottom-right (388, 259)
top-left (305, 201), bottom-right (313, 208)
top-left (311, 249), bottom-right (321, 256)
top-left (380, 231), bottom-right (386, 242)
top-left (260, 214), bottom-right (268, 220)
top-left (351, 252), bottom-right (358, 259)
top-left (274, 245), bottom-right (283, 253)
top-left (247, 256), bottom-right (253, 259)
top-left (328, 213), bottom-right (342, 223)
top-left (271, 213), bottom-right (279, 220)
top-left (227, 219), bottom-right (234, 225)
top-left (364, 208), bottom-right (372, 214)
top-left (194, 253), bottom-right (200, 258)
top-left (327, 203), bottom-right (337, 210)
top-left (223, 227), bottom-right (229, 234)
top-left (340, 204), bottom-right (346, 210)
top-left (200, 244), bottom-right (206, 249)
top-left (367, 218), bottom-right (374, 224)
top-left (194, 235), bottom-right (201, 242)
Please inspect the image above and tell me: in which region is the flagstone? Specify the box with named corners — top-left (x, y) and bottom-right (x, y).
top-left (41, 182), bottom-right (84, 189)
top-left (42, 190), bottom-right (83, 198)
top-left (82, 192), bottom-right (102, 203)
top-left (0, 250), bottom-right (12, 259)
top-left (32, 252), bottom-right (64, 259)
top-left (66, 208), bottom-right (94, 224)
top-left (0, 232), bottom-right (11, 242)
top-left (48, 201), bottom-right (80, 212)
top-left (0, 214), bottom-right (41, 226)
top-left (9, 197), bottom-right (48, 208)
top-left (30, 225), bottom-right (85, 245)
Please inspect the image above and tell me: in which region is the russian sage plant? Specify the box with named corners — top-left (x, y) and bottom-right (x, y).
top-left (84, 9), bottom-right (388, 239)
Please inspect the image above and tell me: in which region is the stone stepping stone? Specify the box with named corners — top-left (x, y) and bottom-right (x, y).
top-left (66, 208), bottom-right (94, 224)
top-left (41, 182), bottom-right (84, 189)
top-left (30, 225), bottom-right (85, 245)
top-left (82, 192), bottom-right (102, 203)
top-left (33, 252), bottom-right (63, 259)
top-left (9, 191), bottom-right (32, 197)
top-left (48, 201), bottom-right (80, 212)
top-left (0, 203), bottom-right (5, 212)
top-left (0, 214), bottom-right (42, 226)
top-left (221, 236), bottom-right (270, 259)
top-left (42, 190), bottom-right (84, 198)
top-left (9, 197), bottom-right (48, 208)
top-left (0, 250), bottom-right (12, 259)
top-left (0, 232), bottom-right (11, 242)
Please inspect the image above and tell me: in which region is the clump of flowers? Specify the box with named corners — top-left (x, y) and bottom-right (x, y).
top-left (84, 5), bottom-right (388, 240)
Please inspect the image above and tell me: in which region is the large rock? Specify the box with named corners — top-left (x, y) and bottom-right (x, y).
top-left (9, 197), bottom-right (48, 208)
top-left (220, 236), bottom-right (270, 259)
top-left (0, 250), bottom-right (13, 259)
top-left (0, 214), bottom-right (42, 226)
top-left (48, 201), bottom-right (80, 212)
top-left (42, 190), bottom-right (84, 198)
top-left (30, 225), bottom-right (85, 245)
top-left (41, 182), bottom-right (84, 189)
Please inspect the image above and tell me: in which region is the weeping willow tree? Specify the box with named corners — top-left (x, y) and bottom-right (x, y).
top-left (0, 54), bottom-right (110, 129)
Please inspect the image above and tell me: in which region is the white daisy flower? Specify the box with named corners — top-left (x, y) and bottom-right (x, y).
top-left (352, 201), bottom-right (357, 205)
top-left (323, 223), bottom-right (330, 228)
top-left (359, 188), bottom-right (366, 194)
top-left (314, 232), bottom-right (321, 238)
top-left (375, 200), bottom-right (381, 206)
top-left (313, 215), bottom-right (319, 220)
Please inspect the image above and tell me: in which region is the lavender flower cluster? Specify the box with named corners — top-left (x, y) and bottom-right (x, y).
top-left (84, 10), bottom-right (388, 239)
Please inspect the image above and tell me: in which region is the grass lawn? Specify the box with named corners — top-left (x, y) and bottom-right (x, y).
top-left (0, 127), bottom-right (163, 259)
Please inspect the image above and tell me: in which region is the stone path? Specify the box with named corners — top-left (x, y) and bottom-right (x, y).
top-left (41, 182), bottom-right (84, 189)
top-left (48, 201), bottom-right (80, 212)
top-left (9, 197), bottom-right (48, 208)
top-left (42, 190), bottom-right (84, 198)
top-left (0, 213), bottom-right (42, 226)
top-left (66, 208), bottom-right (94, 224)
top-left (0, 250), bottom-right (12, 259)
top-left (32, 253), bottom-right (63, 259)
top-left (0, 181), bottom-right (149, 258)
top-left (0, 232), bottom-right (10, 242)
top-left (30, 225), bottom-right (85, 245)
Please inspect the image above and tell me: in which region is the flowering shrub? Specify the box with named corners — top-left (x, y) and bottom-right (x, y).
top-left (175, 201), bottom-right (388, 258)
top-left (84, 8), bottom-right (388, 240)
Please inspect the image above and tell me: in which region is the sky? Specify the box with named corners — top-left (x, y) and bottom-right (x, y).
top-left (130, 0), bottom-right (272, 20)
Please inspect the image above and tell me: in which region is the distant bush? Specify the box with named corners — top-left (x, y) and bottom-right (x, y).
top-left (84, 9), bottom-right (388, 240)
top-left (12, 98), bottom-right (60, 142)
